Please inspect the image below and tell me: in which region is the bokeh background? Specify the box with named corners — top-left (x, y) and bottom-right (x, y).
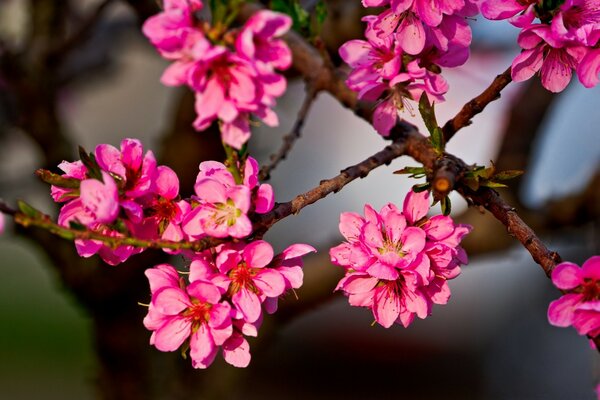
top-left (0, 0), bottom-right (599, 399)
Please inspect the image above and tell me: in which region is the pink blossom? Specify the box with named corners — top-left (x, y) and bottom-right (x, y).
top-left (80, 171), bottom-right (120, 225)
top-left (330, 189), bottom-right (471, 328)
top-left (511, 24), bottom-right (587, 92)
top-left (144, 265), bottom-right (234, 369)
top-left (183, 178), bottom-right (252, 239)
top-left (50, 160), bottom-right (87, 202)
top-left (95, 138), bottom-right (157, 198)
top-left (236, 10), bottom-right (293, 72)
top-left (548, 256), bottom-right (600, 338)
top-left (214, 241), bottom-right (287, 323)
top-left (0, 213), bottom-right (4, 235)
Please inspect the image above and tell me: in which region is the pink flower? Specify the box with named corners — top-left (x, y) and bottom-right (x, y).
top-left (0, 213), bottom-right (4, 235)
top-left (330, 189), bottom-right (471, 328)
top-left (511, 24), bottom-right (587, 92)
top-left (95, 138), bottom-right (157, 198)
top-left (236, 10), bottom-right (293, 72)
top-left (50, 160), bottom-right (87, 202)
top-left (144, 265), bottom-right (234, 369)
top-left (183, 178), bottom-right (253, 239)
top-left (214, 241), bottom-right (287, 323)
top-left (548, 256), bottom-right (600, 338)
top-left (80, 171), bottom-right (120, 225)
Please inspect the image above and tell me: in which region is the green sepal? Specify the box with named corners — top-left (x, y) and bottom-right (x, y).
top-left (394, 166), bottom-right (427, 179)
top-left (78, 146), bottom-right (103, 181)
top-left (440, 196), bottom-right (451, 216)
top-left (412, 182), bottom-right (431, 193)
top-left (17, 200), bottom-right (42, 218)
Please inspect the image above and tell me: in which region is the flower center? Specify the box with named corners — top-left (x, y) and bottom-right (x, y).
top-left (227, 262), bottom-right (260, 296)
top-left (183, 298), bottom-right (212, 327)
top-left (212, 199), bottom-right (242, 227)
top-left (581, 278), bottom-right (600, 302)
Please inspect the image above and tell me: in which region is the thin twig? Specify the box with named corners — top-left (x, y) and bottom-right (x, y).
top-left (442, 67), bottom-right (513, 142)
top-left (254, 137), bottom-right (410, 235)
top-left (0, 200), bottom-right (224, 252)
top-left (259, 86), bottom-right (319, 181)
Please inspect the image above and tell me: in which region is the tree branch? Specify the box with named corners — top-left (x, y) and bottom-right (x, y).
top-left (442, 67), bottom-right (513, 142)
top-left (259, 85), bottom-right (319, 181)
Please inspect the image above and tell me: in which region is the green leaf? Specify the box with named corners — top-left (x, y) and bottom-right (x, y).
top-left (315, 0), bottom-right (327, 25)
top-left (463, 177), bottom-right (480, 192)
top-left (69, 221), bottom-right (87, 231)
top-left (78, 146), bottom-right (103, 180)
top-left (412, 182), bottom-right (430, 193)
top-left (494, 170), bottom-right (524, 180)
top-left (418, 92), bottom-right (438, 135)
top-left (481, 181), bottom-right (508, 188)
top-left (431, 127), bottom-right (444, 153)
top-left (271, 0), bottom-right (310, 35)
top-left (440, 196), bottom-right (451, 216)
top-left (35, 169), bottom-right (81, 189)
top-left (17, 200), bottom-right (42, 218)
top-left (394, 166), bottom-right (426, 178)
top-left (541, 0), bottom-right (566, 11)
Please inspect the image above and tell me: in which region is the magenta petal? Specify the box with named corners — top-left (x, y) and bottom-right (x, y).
top-left (551, 262), bottom-right (582, 290)
top-left (227, 215), bottom-right (253, 238)
top-left (254, 269), bottom-right (286, 297)
top-left (187, 281), bottom-right (221, 304)
top-left (400, 227), bottom-right (427, 255)
top-left (145, 264), bottom-right (180, 293)
top-left (154, 316), bottom-right (191, 352)
top-left (339, 212), bottom-right (365, 241)
top-left (228, 185), bottom-right (251, 214)
top-left (95, 144), bottom-right (125, 178)
top-left (189, 325), bottom-right (217, 368)
top-left (153, 287), bottom-right (191, 315)
top-left (277, 266), bottom-right (303, 289)
top-left (373, 98), bottom-right (397, 137)
top-left (280, 244), bottom-right (316, 261)
top-left (254, 184), bottom-right (275, 213)
top-left (223, 334), bottom-right (251, 368)
top-left (403, 190), bottom-right (429, 224)
top-left (374, 285), bottom-right (400, 328)
top-left (342, 275), bottom-right (379, 294)
top-left (547, 294), bottom-right (581, 327)
top-left (233, 287), bottom-right (262, 323)
top-left (368, 260), bottom-right (400, 280)
top-left (195, 179), bottom-right (228, 204)
top-left (244, 240), bottom-right (274, 268)
top-left (511, 47), bottom-right (544, 83)
top-left (155, 166), bottom-right (179, 200)
top-left (581, 256), bottom-right (600, 280)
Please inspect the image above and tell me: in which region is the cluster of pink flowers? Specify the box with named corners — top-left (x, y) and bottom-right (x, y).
top-left (144, 240), bottom-right (315, 368)
top-left (182, 157), bottom-right (274, 239)
top-left (330, 190), bottom-right (471, 328)
top-left (548, 256), bottom-right (600, 342)
top-left (481, 0), bottom-right (599, 92)
top-left (54, 139), bottom-right (187, 265)
top-left (52, 138), bottom-right (278, 265)
top-left (142, 0), bottom-right (292, 149)
top-left (339, 0), bottom-right (478, 136)
top-left (48, 137), bottom-right (316, 367)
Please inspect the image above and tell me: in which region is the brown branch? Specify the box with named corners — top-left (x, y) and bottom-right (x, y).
top-left (0, 200), bottom-right (225, 252)
top-left (268, 13), bottom-right (561, 276)
top-left (458, 188), bottom-right (562, 277)
top-left (259, 85), bottom-right (319, 181)
top-left (442, 67), bottom-right (513, 142)
top-left (254, 137), bottom-right (410, 235)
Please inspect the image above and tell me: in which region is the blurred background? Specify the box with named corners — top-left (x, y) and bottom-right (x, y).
top-left (0, 0), bottom-right (599, 399)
